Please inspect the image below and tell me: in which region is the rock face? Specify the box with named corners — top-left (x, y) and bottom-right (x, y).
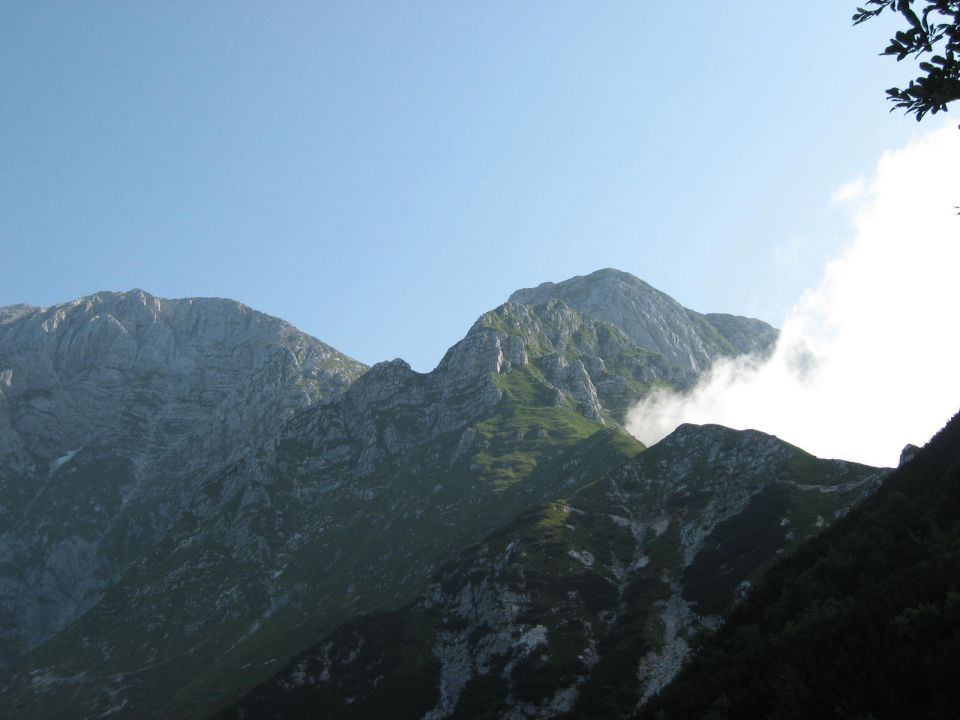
top-left (701, 313), bottom-right (779, 356)
top-left (509, 269), bottom-right (778, 375)
top-left (898, 443), bottom-right (920, 466)
top-left (0, 290), bottom-right (367, 666)
top-left (0, 297), bottom-right (661, 720)
top-left (215, 424), bottom-right (886, 720)
top-left (0, 274), bottom-right (794, 719)
top-left (0, 290), bottom-right (365, 465)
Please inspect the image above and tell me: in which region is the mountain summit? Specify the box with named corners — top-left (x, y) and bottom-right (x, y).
top-left (509, 268), bottom-right (777, 374)
top-left (0, 289), bottom-right (366, 666)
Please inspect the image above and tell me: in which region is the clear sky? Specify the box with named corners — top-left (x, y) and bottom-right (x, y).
top-left (0, 2), bottom-right (919, 372)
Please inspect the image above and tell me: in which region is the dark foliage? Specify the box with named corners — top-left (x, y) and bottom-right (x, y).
top-left (212, 608), bottom-right (441, 720)
top-left (854, 1), bottom-right (960, 121)
top-left (638, 409), bottom-right (960, 720)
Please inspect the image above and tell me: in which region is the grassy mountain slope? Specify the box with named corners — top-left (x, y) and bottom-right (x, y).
top-left (214, 424), bottom-right (884, 720)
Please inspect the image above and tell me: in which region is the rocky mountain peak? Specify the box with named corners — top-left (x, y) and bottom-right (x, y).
top-left (0, 290), bottom-right (368, 668)
top-left (0, 291), bottom-right (367, 463)
top-left (0, 304), bottom-right (37, 325)
top-left (509, 268), bottom-right (777, 374)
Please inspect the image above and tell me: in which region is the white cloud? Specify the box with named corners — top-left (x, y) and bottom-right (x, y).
top-left (627, 122), bottom-right (960, 467)
top-left (830, 174), bottom-right (867, 206)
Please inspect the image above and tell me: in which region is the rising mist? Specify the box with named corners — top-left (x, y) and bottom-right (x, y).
top-left (627, 122), bottom-right (960, 467)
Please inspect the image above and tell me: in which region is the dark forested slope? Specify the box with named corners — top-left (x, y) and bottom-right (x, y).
top-left (640, 410), bottom-right (960, 720)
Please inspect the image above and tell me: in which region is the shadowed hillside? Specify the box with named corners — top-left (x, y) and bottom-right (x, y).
top-left (213, 424), bottom-right (883, 720)
top-left (639, 409), bottom-right (960, 720)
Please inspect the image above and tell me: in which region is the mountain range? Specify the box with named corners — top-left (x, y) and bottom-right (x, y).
top-left (0, 269), bottom-right (901, 718)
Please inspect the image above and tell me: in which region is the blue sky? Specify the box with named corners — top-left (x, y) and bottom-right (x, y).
top-left (0, 2), bottom-right (917, 372)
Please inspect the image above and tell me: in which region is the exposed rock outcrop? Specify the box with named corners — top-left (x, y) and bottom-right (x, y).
top-left (215, 424), bottom-right (886, 720)
top-left (0, 290), bottom-right (366, 665)
top-left (509, 268), bottom-right (778, 375)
